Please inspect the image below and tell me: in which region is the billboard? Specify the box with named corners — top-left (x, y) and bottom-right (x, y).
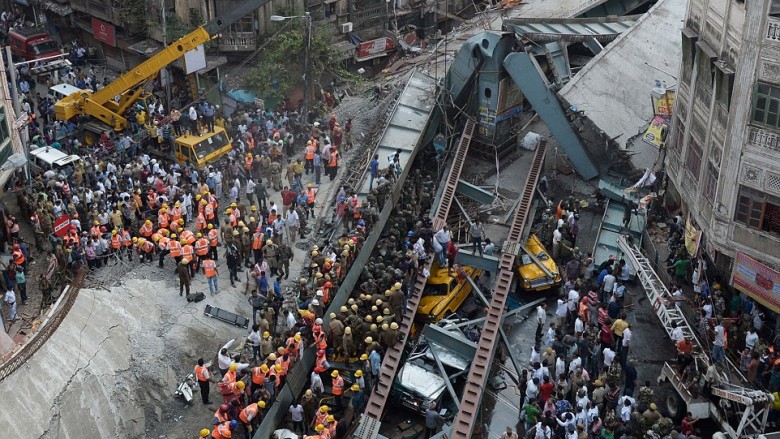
top-left (733, 251), bottom-right (780, 313)
top-left (91, 18), bottom-right (116, 47)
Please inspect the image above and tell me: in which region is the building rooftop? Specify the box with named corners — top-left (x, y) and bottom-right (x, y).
top-left (558, 0), bottom-right (688, 149)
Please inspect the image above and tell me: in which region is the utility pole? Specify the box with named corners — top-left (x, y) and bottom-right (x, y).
top-left (302, 11), bottom-right (311, 125)
top-left (161, 0), bottom-right (172, 109)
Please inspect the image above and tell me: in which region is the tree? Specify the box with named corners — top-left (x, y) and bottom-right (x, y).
top-left (245, 25), bottom-right (347, 104)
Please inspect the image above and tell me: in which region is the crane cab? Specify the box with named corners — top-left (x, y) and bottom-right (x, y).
top-left (174, 126), bottom-right (232, 169)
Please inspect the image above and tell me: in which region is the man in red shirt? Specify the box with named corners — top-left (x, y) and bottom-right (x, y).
top-left (538, 375), bottom-right (555, 403)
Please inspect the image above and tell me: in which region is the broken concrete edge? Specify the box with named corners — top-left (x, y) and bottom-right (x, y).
top-left (0, 271), bottom-right (84, 381)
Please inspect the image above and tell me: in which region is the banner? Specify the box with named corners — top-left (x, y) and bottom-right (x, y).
top-left (684, 215), bottom-right (701, 257)
top-left (655, 91), bottom-right (676, 117)
top-left (642, 115), bottom-right (667, 148)
top-left (91, 18), bottom-right (116, 47)
top-left (733, 251), bottom-right (780, 313)
top-left (53, 215), bottom-right (71, 237)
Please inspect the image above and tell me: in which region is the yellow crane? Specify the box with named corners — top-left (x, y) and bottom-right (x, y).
top-left (54, 0), bottom-right (272, 142)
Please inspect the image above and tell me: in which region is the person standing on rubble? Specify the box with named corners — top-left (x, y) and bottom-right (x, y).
top-left (178, 258), bottom-right (191, 297)
top-left (195, 358), bottom-right (214, 405)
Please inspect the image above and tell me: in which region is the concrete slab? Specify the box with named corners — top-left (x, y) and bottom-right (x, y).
top-left (559, 0), bottom-right (688, 149)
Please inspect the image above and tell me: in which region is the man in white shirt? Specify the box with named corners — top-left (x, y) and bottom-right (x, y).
top-left (552, 227), bottom-right (563, 260)
top-left (217, 339), bottom-right (235, 376)
top-left (712, 320), bottom-right (726, 364)
top-left (746, 328), bottom-right (759, 350)
top-left (286, 209), bottom-right (300, 242)
top-left (671, 322), bottom-right (685, 343)
top-left (621, 325), bottom-right (632, 365)
top-left (601, 272), bottom-right (616, 302)
top-left (433, 226), bottom-right (450, 268)
top-left (556, 298), bottom-right (568, 328)
top-left (535, 303), bottom-right (547, 340)
top-left (603, 347), bottom-right (616, 368)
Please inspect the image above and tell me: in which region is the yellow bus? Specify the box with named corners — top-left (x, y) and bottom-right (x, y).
top-left (174, 126), bottom-right (232, 169)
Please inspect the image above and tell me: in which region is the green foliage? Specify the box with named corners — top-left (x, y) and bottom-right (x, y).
top-left (118, 0), bottom-right (147, 33)
top-left (165, 13), bottom-right (192, 42)
top-left (245, 25), bottom-right (349, 101)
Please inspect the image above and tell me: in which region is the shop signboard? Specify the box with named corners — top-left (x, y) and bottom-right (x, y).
top-left (733, 251), bottom-right (780, 313)
top-left (91, 17), bottom-right (116, 47)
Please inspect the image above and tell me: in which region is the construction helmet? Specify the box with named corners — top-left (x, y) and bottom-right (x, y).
top-left (181, 258), bottom-right (189, 265)
top-left (355, 369), bottom-right (363, 377)
top-left (365, 337), bottom-right (373, 344)
top-left (263, 331), bottom-right (270, 338)
top-left (260, 364), bottom-right (269, 373)
top-left (307, 183), bottom-right (313, 188)
top-left (305, 389), bottom-right (313, 397)
top-left (132, 237), bottom-right (138, 242)
top-left (274, 364), bottom-right (282, 372)
top-left (294, 333), bottom-right (301, 342)
top-left (94, 220), bottom-right (99, 225)
top-left (351, 384), bottom-right (360, 392)
top-left (178, 218), bottom-right (184, 224)
top-left (225, 208), bottom-right (232, 214)
top-left (112, 230), bottom-right (117, 235)
top-left (268, 353), bottom-right (277, 361)
top-left (390, 322), bottom-right (399, 330)
top-left (207, 224), bottom-right (213, 229)
top-left (238, 221), bottom-right (245, 227)
top-left (230, 202), bottom-right (237, 208)
top-left (327, 415), bottom-right (335, 423)
top-left (171, 234), bottom-right (177, 239)
top-left (258, 400), bottom-right (266, 408)
top-left (196, 233), bottom-right (202, 238)
top-left (266, 239), bottom-right (273, 245)
top-left (236, 381), bottom-right (245, 390)
top-left (180, 239), bottom-right (187, 245)
top-left (232, 230), bottom-right (239, 236)
top-left (382, 324), bottom-right (389, 331)
top-left (316, 424), bottom-right (325, 432)
top-left (249, 217), bottom-right (256, 223)
top-left (331, 370), bottom-right (339, 378)
top-left (360, 354), bottom-right (368, 361)
top-left (199, 429), bottom-right (210, 437)
top-left (320, 405), bottom-right (329, 413)
top-left (229, 363), bottom-right (238, 372)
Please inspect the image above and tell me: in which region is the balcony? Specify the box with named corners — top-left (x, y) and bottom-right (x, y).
top-left (218, 32), bottom-right (257, 51)
top-left (748, 126), bottom-right (780, 153)
top-left (767, 17), bottom-right (780, 42)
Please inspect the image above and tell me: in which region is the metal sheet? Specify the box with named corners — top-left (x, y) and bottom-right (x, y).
top-left (503, 52), bottom-right (599, 180)
top-left (504, 15), bottom-right (639, 43)
top-left (456, 179), bottom-right (495, 204)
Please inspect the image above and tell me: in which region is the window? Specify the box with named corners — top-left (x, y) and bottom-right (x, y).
top-left (685, 138), bottom-right (703, 180)
top-left (735, 186), bottom-right (780, 235)
top-left (752, 83), bottom-right (780, 129)
top-left (703, 163), bottom-right (719, 202)
top-left (715, 68), bottom-right (735, 109)
top-left (670, 120), bottom-right (685, 156)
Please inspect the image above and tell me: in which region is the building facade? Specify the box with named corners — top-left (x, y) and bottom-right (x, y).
top-left (668, 0), bottom-right (780, 291)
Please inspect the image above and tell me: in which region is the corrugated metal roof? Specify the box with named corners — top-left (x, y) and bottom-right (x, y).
top-left (356, 70), bottom-right (437, 198)
top-left (505, 15), bottom-right (640, 43)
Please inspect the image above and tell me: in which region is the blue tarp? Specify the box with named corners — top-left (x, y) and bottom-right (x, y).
top-left (226, 89), bottom-right (257, 104)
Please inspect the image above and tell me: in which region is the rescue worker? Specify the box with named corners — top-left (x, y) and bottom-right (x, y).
top-left (202, 256), bottom-right (219, 295)
top-left (304, 140), bottom-right (316, 174)
top-left (304, 184), bottom-right (317, 219)
top-left (208, 223), bottom-right (220, 260)
top-left (331, 370), bottom-right (345, 409)
top-left (182, 239), bottom-right (196, 277)
top-left (251, 228), bottom-right (264, 265)
top-left (195, 357), bottom-right (214, 404)
top-left (211, 420), bottom-right (237, 439)
top-left (178, 258), bottom-right (191, 297)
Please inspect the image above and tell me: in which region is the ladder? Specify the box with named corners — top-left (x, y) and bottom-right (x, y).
top-left (616, 235), bottom-right (772, 439)
top-left (449, 141), bottom-right (547, 439)
top-left (360, 119), bottom-right (475, 426)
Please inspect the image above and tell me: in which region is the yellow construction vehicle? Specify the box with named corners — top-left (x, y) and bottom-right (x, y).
top-left (174, 125), bottom-right (232, 169)
top-left (54, 0), bottom-right (273, 156)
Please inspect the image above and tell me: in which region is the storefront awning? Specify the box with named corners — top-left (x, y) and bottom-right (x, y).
top-left (40, 1), bottom-right (73, 16)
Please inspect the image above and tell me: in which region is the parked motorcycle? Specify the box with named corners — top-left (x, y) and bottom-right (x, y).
top-left (175, 373), bottom-right (198, 403)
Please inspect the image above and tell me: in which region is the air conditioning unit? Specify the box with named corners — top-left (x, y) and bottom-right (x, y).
top-left (341, 22), bottom-right (353, 33)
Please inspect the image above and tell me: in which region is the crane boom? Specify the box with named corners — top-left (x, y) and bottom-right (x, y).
top-left (55, 0), bottom-right (272, 130)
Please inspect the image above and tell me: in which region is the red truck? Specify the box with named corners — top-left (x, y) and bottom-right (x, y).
top-left (8, 27), bottom-right (61, 61)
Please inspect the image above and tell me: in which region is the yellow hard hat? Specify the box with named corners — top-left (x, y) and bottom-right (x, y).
top-left (390, 322), bottom-right (399, 330)
top-left (294, 333), bottom-right (301, 342)
top-left (307, 183), bottom-right (313, 188)
top-left (327, 415), bottom-right (335, 422)
top-left (242, 227), bottom-right (249, 233)
top-left (382, 323), bottom-right (389, 330)
top-left (268, 353), bottom-right (277, 361)
top-left (260, 364), bottom-right (269, 373)
top-left (230, 202), bottom-right (237, 208)
top-left (145, 219), bottom-right (152, 226)
top-left (196, 194), bottom-right (202, 200)
top-left (360, 354), bottom-right (368, 361)
top-left (94, 220), bottom-right (99, 225)
top-left (258, 400), bottom-right (266, 408)
top-left (355, 369), bottom-right (363, 377)
top-left (112, 230), bottom-right (117, 235)
top-left (266, 239), bottom-right (273, 245)
top-left (331, 370), bottom-right (339, 378)
top-left (229, 363), bottom-right (238, 372)
top-left (365, 337), bottom-right (373, 344)
top-left (320, 405), bottom-right (329, 413)
top-left (249, 217), bottom-right (256, 223)
top-left (180, 239), bottom-right (187, 245)
top-left (178, 218), bottom-right (184, 224)
top-left (238, 221), bottom-right (245, 227)
top-left (232, 230), bottom-right (239, 236)
top-left (201, 199), bottom-right (207, 205)
top-left (196, 233), bottom-right (202, 238)
top-left (132, 237), bottom-right (138, 242)
top-left (171, 234), bottom-right (177, 239)
top-left (274, 364), bottom-right (282, 372)
top-left (174, 201), bottom-right (180, 207)
top-left (316, 424), bottom-right (325, 432)
top-left (207, 224), bottom-right (213, 229)
top-left (225, 208), bottom-right (232, 214)
top-left (251, 205), bottom-right (257, 211)
top-left (263, 331), bottom-right (270, 338)
top-left (181, 258), bottom-right (189, 265)
top-left (351, 384), bottom-right (360, 391)
top-left (236, 381), bottom-right (245, 389)
top-left (305, 389), bottom-right (313, 397)
top-left (199, 429), bottom-right (210, 437)
top-left (138, 238), bottom-right (146, 245)
top-left (153, 235), bottom-right (160, 242)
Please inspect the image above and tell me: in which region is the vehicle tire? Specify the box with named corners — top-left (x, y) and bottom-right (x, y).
top-left (666, 393), bottom-right (686, 422)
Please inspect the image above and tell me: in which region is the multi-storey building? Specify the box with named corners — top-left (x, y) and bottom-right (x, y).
top-left (668, 0), bottom-right (780, 309)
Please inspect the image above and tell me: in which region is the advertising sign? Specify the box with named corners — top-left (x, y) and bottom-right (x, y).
top-left (357, 38), bottom-right (394, 59)
top-left (733, 251), bottom-right (780, 313)
top-left (91, 17), bottom-right (116, 47)
top-left (184, 45), bottom-right (207, 74)
top-left (642, 115), bottom-right (668, 148)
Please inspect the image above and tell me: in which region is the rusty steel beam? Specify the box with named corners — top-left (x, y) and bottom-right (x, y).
top-left (449, 142), bottom-right (547, 439)
top-left (361, 119), bottom-right (476, 426)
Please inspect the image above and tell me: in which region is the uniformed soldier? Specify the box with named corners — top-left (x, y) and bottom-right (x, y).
top-left (262, 239), bottom-right (278, 276)
top-left (277, 242), bottom-right (293, 279)
top-left (269, 160), bottom-right (282, 191)
top-left (638, 381), bottom-right (655, 410)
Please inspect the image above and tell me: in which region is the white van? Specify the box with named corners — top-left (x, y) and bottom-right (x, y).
top-left (28, 146), bottom-right (81, 176)
top-left (47, 83), bottom-right (84, 101)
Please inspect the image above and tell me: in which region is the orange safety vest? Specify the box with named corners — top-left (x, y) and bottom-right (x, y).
top-left (171, 206), bottom-right (182, 223)
top-left (122, 230), bottom-right (132, 247)
top-left (315, 411), bottom-right (328, 427)
top-left (90, 225), bottom-right (101, 237)
top-left (244, 155), bottom-right (253, 170)
top-left (223, 369), bottom-right (236, 384)
top-left (332, 376), bottom-right (344, 395)
top-left (252, 232), bottom-right (264, 250)
top-left (196, 214), bottom-right (206, 231)
top-left (251, 367), bottom-right (267, 385)
top-left (315, 332), bottom-right (327, 350)
top-left (182, 244), bottom-right (194, 261)
top-left (276, 357), bottom-right (290, 376)
top-left (142, 241), bottom-right (154, 253)
top-left (139, 223), bottom-right (153, 237)
top-left (181, 230), bottom-right (195, 245)
top-left (158, 236), bottom-right (170, 251)
top-left (268, 369), bottom-right (281, 388)
top-left (205, 204), bottom-right (215, 220)
top-left (267, 212), bottom-right (277, 226)
top-left (214, 409), bottom-right (230, 424)
top-left (158, 212), bottom-right (169, 228)
top-left (212, 421), bottom-right (232, 439)
top-left (208, 229), bottom-right (219, 247)
top-left (195, 238), bottom-right (209, 256)
top-left (239, 403), bottom-right (259, 424)
top-left (306, 189), bottom-right (316, 203)
top-left (202, 259), bottom-right (217, 277)
top-left (195, 364), bottom-right (210, 382)
top-left (168, 240), bottom-right (182, 257)
top-left (305, 145), bottom-right (315, 160)
top-left (228, 214), bottom-right (237, 227)
top-left (314, 355), bottom-right (327, 373)
top-left (328, 153), bottom-right (338, 167)
top-left (110, 234), bottom-right (122, 249)
top-left (147, 194), bottom-right (157, 209)
top-left (246, 136), bottom-right (255, 150)
top-left (12, 249), bottom-right (25, 265)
